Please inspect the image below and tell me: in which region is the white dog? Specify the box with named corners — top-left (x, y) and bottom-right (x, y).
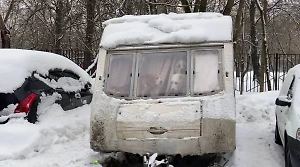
top-left (169, 73), bottom-right (186, 94)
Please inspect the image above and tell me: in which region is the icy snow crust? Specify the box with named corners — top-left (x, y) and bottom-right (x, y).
top-left (0, 49), bottom-right (92, 93)
top-left (100, 12), bottom-right (232, 49)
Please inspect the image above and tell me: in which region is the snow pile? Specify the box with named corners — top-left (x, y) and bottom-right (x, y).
top-left (0, 49), bottom-right (92, 93)
top-left (236, 91), bottom-right (279, 123)
top-left (0, 120), bottom-right (41, 160)
top-left (0, 104), bottom-right (92, 165)
top-left (100, 12), bottom-right (232, 49)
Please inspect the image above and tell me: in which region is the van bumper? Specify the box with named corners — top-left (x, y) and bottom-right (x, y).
top-left (91, 118), bottom-right (236, 156)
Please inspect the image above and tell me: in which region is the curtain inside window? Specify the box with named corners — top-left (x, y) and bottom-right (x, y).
top-left (105, 54), bottom-right (133, 97)
top-left (137, 51), bottom-right (187, 97)
top-left (193, 50), bottom-right (220, 94)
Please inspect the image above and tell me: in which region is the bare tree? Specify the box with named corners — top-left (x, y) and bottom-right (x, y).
top-left (0, 12), bottom-right (11, 48)
top-left (222, 0), bottom-right (234, 15)
top-left (256, 0), bottom-right (271, 92)
top-left (250, 0), bottom-right (260, 81)
top-left (84, 0), bottom-right (96, 69)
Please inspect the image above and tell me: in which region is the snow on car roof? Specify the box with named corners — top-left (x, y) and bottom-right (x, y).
top-left (100, 12), bottom-right (232, 49)
top-left (0, 49), bottom-right (92, 93)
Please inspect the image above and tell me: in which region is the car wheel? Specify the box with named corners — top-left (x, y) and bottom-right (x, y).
top-left (285, 141), bottom-right (293, 167)
top-left (275, 121), bottom-right (283, 145)
top-left (27, 98), bottom-right (40, 124)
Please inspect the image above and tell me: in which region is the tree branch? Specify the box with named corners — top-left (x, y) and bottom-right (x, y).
top-left (4, 0), bottom-right (16, 23)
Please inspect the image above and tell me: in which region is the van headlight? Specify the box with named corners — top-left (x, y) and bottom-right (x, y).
top-left (296, 128), bottom-right (300, 141)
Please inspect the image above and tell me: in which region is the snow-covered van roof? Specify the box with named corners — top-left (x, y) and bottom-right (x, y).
top-left (0, 49), bottom-right (92, 93)
top-left (100, 12), bottom-right (232, 49)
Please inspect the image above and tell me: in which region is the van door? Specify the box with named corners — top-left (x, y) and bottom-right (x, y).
top-left (116, 101), bottom-right (202, 139)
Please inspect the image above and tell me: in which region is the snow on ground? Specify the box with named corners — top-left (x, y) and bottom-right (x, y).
top-left (0, 104), bottom-right (100, 167)
top-left (0, 91), bottom-right (284, 167)
top-left (227, 91), bottom-right (284, 167)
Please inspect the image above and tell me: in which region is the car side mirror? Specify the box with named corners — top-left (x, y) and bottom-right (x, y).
top-left (275, 97), bottom-right (291, 107)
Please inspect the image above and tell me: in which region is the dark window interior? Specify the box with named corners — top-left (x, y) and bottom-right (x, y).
top-left (0, 93), bottom-right (18, 111)
top-left (48, 70), bottom-right (80, 81)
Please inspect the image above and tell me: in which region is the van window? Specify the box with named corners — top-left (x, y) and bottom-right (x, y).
top-left (105, 54), bottom-right (133, 97)
top-left (104, 47), bottom-right (223, 99)
top-left (137, 51), bottom-right (187, 97)
top-left (193, 50), bottom-right (221, 95)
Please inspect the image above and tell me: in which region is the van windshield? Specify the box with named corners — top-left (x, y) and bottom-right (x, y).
top-left (104, 48), bottom-right (222, 99)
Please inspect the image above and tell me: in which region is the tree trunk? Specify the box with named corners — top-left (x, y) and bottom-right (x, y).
top-left (149, 0), bottom-right (158, 14)
top-left (250, 0), bottom-right (260, 81)
top-left (232, 0), bottom-right (245, 77)
top-left (199, 0), bottom-right (207, 12)
top-left (256, 0), bottom-right (271, 92)
top-left (4, 0), bottom-right (15, 23)
top-left (194, 0), bottom-right (207, 12)
top-left (84, 0), bottom-right (96, 70)
top-left (223, 0), bottom-right (234, 15)
top-left (159, 0), bottom-right (167, 14)
top-left (179, 0), bottom-right (191, 13)
top-left (263, 0), bottom-right (271, 91)
top-left (0, 13), bottom-right (10, 48)
top-left (54, 0), bottom-right (63, 54)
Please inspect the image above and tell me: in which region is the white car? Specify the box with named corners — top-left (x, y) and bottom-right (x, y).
top-left (275, 65), bottom-right (300, 167)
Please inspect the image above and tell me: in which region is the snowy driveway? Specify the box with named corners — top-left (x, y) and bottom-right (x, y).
top-left (0, 91), bottom-right (285, 167)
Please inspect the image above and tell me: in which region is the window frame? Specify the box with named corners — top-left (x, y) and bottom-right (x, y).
top-left (104, 46), bottom-right (224, 99)
top-left (104, 52), bottom-right (137, 99)
top-left (190, 48), bottom-right (223, 96)
top-left (134, 49), bottom-right (190, 99)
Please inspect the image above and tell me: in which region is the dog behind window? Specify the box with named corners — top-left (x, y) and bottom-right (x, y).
top-left (138, 74), bottom-right (162, 96)
top-left (169, 73), bottom-right (186, 95)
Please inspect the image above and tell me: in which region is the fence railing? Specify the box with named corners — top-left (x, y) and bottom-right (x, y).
top-left (38, 50), bottom-right (299, 92)
top-left (235, 53), bottom-right (300, 93)
top-left (42, 49), bottom-right (86, 68)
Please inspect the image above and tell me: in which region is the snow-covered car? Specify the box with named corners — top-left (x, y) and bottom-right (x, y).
top-left (0, 49), bottom-right (93, 124)
top-left (275, 64), bottom-right (300, 167)
top-left (90, 12), bottom-right (236, 161)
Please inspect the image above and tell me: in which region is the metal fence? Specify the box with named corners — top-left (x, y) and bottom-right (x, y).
top-left (43, 49), bottom-right (86, 68)
top-left (235, 53), bottom-right (300, 93)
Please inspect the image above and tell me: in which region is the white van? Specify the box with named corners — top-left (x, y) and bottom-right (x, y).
top-left (90, 12), bottom-right (236, 157)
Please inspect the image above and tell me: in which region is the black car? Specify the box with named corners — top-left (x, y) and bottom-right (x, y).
top-left (0, 49), bottom-right (93, 124)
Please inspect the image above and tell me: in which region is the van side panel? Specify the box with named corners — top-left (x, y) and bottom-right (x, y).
top-left (90, 49), bottom-right (118, 152)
